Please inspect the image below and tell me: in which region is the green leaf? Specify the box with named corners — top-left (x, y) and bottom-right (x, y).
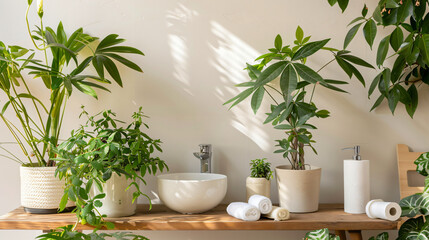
top-left (280, 64), bottom-right (297, 105)
top-left (340, 54), bottom-right (374, 69)
top-left (103, 53), bottom-right (143, 72)
top-left (96, 34), bottom-right (126, 51)
top-left (386, 0), bottom-right (399, 8)
top-left (305, 228), bottom-right (339, 240)
top-left (390, 27), bottom-right (403, 52)
top-left (368, 72), bottom-right (382, 98)
top-left (370, 95), bottom-right (385, 111)
top-left (103, 57), bottom-right (122, 87)
top-left (97, 46), bottom-right (144, 55)
top-left (274, 124), bottom-right (293, 130)
top-left (71, 81), bottom-right (98, 99)
top-left (398, 216), bottom-right (429, 240)
top-left (274, 34), bottom-right (282, 51)
top-left (264, 103), bottom-right (286, 124)
top-left (335, 56), bottom-right (352, 78)
top-left (255, 61), bottom-right (288, 87)
top-left (376, 35), bottom-right (390, 66)
top-left (246, 63), bottom-right (261, 80)
top-left (293, 63), bottom-right (324, 84)
top-left (105, 222), bottom-right (115, 230)
top-left (295, 26), bottom-right (304, 43)
top-left (224, 87), bottom-right (255, 109)
top-left (363, 19), bottom-right (377, 49)
top-left (388, 86), bottom-right (400, 114)
top-left (361, 4), bottom-right (368, 17)
top-left (406, 84), bottom-right (418, 118)
top-left (292, 39), bottom-right (330, 61)
top-left (419, 34), bottom-right (429, 65)
top-left (416, 152), bottom-right (429, 177)
top-left (397, 0), bottom-right (413, 23)
top-left (250, 87), bottom-right (265, 114)
top-left (102, 169), bottom-right (113, 181)
top-left (327, 0), bottom-right (337, 6)
top-left (348, 16), bottom-right (365, 26)
top-left (400, 193), bottom-right (429, 217)
top-left (71, 56), bottom-right (93, 76)
top-left (337, 0), bottom-right (349, 12)
top-left (59, 193), bottom-right (69, 212)
top-left (344, 23), bottom-right (363, 49)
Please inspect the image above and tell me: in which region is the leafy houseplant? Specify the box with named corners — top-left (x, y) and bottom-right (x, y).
top-left (37, 225), bottom-right (148, 240)
top-left (225, 26), bottom-right (372, 212)
top-left (54, 107), bottom-right (168, 229)
top-left (328, 0), bottom-right (429, 118)
top-left (1, 0), bottom-right (145, 215)
top-left (0, 0), bottom-right (144, 167)
top-left (250, 158), bottom-right (273, 180)
top-left (246, 158), bottom-right (273, 199)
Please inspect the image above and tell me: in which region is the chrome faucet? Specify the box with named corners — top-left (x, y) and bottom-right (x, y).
top-left (193, 144), bottom-right (212, 173)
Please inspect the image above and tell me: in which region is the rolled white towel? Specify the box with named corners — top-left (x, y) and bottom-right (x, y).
top-left (248, 194), bottom-right (272, 214)
top-left (227, 202), bottom-right (260, 221)
top-left (263, 206), bottom-right (290, 221)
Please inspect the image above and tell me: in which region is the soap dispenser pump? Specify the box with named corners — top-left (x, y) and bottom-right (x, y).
top-left (342, 145), bottom-right (370, 214)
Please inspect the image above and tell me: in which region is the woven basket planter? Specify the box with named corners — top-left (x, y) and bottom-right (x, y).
top-left (20, 166), bottom-right (75, 214)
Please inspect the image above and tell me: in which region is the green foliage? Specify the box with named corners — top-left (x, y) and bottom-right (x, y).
top-left (415, 152), bottom-right (429, 176)
top-left (368, 232), bottom-right (389, 240)
top-left (54, 107), bottom-right (168, 229)
top-left (225, 26), bottom-right (372, 170)
top-left (304, 228), bottom-right (340, 240)
top-left (328, 0), bottom-right (429, 118)
top-left (0, 3), bottom-right (144, 166)
top-left (37, 225), bottom-right (149, 240)
top-left (250, 158), bottom-right (273, 180)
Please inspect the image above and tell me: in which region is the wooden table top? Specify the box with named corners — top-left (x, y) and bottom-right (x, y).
top-left (0, 204), bottom-right (402, 231)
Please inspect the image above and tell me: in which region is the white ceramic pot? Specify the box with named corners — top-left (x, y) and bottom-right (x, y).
top-left (246, 177), bottom-right (270, 201)
top-left (20, 166), bottom-right (75, 213)
top-left (275, 165), bottom-right (321, 213)
top-left (92, 172), bottom-right (136, 217)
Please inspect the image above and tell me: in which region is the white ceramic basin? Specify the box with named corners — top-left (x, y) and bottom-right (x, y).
top-left (157, 173), bottom-right (227, 214)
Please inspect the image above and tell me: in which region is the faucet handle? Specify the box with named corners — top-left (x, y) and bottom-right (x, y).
top-left (199, 144), bottom-right (211, 153)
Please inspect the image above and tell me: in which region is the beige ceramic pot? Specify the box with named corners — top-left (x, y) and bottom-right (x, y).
top-left (20, 166), bottom-right (75, 214)
top-left (92, 172), bottom-right (137, 217)
top-left (275, 165), bottom-right (321, 213)
top-left (246, 177), bottom-right (270, 201)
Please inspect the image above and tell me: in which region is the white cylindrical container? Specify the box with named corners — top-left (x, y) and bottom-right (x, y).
top-left (20, 166), bottom-right (75, 214)
top-left (92, 172), bottom-right (137, 217)
top-left (344, 160), bottom-right (370, 214)
top-left (246, 177), bottom-right (271, 201)
top-left (366, 199), bottom-right (401, 221)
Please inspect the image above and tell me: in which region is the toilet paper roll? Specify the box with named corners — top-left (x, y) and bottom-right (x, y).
top-left (365, 199), bottom-right (401, 221)
top-left (344, 160), bottom-right (370, 214)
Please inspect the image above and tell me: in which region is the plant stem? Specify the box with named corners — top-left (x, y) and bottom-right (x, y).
top-left (309, 58), bottom-right (336, 102)
top-left (263, 87), bottom-right (279, 105)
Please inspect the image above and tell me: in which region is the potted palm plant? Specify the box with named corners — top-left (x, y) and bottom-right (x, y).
top-left (225, 26), bottom-right (373, 212)
top-left (0, 0), bottom-right (144, 213)
top-left (246, 158), bottom-right (273, 200)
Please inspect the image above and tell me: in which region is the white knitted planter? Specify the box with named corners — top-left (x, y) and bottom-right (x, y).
top-left (20, 166), bottom-right (74, 213)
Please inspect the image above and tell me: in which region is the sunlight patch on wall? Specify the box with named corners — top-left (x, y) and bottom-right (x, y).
top-left (209, 21), bottom-right (271, 151)
top-left (166, 4), bottom-right (199, 96)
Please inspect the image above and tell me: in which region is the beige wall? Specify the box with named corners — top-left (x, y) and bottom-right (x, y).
top-left (0, 0), bottom-right (423, 239)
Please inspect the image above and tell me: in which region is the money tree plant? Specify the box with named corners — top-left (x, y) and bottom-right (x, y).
top-left (225, 26), bottom-right (373, 170)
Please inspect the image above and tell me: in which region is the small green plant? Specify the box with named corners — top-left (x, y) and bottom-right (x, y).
top-left (37, 225), bottom-right (148, 240)
top-left (250, 158), bottom-right (273, 180)
top-left (53, 107), bottom-right (168, 232)
top-left (304, 228), bottom-right (339, 240)
top-left (225, 26), bottom-right (372, 170)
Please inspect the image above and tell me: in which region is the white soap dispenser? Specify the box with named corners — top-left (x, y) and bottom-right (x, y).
top-left (342, 146), bottom-right (370, 214)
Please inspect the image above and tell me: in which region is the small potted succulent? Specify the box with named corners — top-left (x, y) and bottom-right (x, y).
top-left (225, 26), bottom-right (373, 212)
top-left (54, 106), bottom-right (168, 223)
top-left (246, 158), bottom-right (273, 200)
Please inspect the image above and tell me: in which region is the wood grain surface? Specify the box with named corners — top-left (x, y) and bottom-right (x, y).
top-left (397, 144), bottom-right (425, 199)
top-left (0, 204), bottom-right (401, 231)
